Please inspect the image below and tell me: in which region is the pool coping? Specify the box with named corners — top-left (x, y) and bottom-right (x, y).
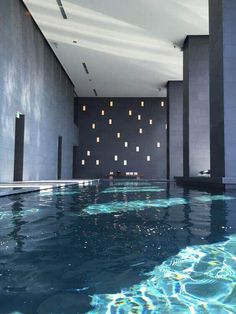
top-left (0, 179), bottom-right (100, 197)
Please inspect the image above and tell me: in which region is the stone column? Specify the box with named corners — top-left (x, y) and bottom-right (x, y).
top-left (167, 81), bottom-right (183, 179)
top-left (209, 0), bottom-right (236, 184)
top-left (183, 35), bottom-right (210, 177)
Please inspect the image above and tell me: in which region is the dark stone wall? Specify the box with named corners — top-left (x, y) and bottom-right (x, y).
top-left (76, 97), bottom-right (167, 179)
top-left (167, 81), bottom-right (183, 179)
top-left (0, 0), bottom-right (78, 181)
top-left (183, 36), bottom-right (210, 177)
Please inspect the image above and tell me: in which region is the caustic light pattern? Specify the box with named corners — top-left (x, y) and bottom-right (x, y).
top-left (89, 234), bottom-right (236, 313)
top-left (101, 186), bottom-right (165, 194)
top-left (83, 198), bottom-right (187, 215)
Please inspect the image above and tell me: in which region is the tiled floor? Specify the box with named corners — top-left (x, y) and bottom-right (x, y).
top-left (0, 180), bottom-right (99, 197)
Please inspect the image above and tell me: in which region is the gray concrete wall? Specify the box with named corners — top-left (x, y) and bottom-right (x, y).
top-left (183, 36), bottom-right (210, 177)
top-left (76, 97), bottom-right (167, 179)
top-left (209, 0), bottom-right (236, 179)
top-left (167, 81), bottom-right (183, 179)
top-left (0, 0), bottom-right (78, 181)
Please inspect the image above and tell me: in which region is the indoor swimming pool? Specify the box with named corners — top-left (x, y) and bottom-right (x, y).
top-left (0, 180), bottom-right (236, 313)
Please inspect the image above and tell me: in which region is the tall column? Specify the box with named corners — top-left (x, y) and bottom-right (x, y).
top-left (209, 0), bottom-right (236, 183)
top-left (183, 36), bottom-right (210, 177)
top-left (167, 81), bottom-right (183, 179)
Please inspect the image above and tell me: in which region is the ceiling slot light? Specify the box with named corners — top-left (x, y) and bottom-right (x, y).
top-left (56, 0), bottom-right (68, 19)
top-left (82, 62), bottom-right (89, 74)
top-left (93, 89), bottom-right (98, 96)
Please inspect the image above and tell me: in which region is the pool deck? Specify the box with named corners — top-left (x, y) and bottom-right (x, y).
top-left (0, 179), bottom-right (99, 197)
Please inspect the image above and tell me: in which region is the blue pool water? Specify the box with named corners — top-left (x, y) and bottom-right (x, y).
top-left (0, 180), bottom-right (236, 313)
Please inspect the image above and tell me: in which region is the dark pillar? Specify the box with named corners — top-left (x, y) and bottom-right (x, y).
top-left (167, 81), bottom-right (183, 179)
top-left (183, 36), bottom-right (210, 177)
top-left (209, 0), bottom-right (236, 183)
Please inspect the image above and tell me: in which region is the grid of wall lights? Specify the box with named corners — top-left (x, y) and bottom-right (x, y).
top-left (81, 100), bottom-right (164, 167)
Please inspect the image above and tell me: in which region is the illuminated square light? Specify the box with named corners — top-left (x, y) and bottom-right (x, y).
top-left (136, 146), bottom-right (140, 152)
top-left (126, 172), bottom-right (130, 176)
top-left (141, 101), bottom-right (144, 107)
top-left (110, 171), bottom-right (114, 175)
top-left (109, 119), bottom-right (112, 125)
top-left (96, 160), bottom-right (100, 166)
top-left (124, 160), bottom-right (127, 166)
top-left (92, 123), bottom-right (96, 129)
top-left (134, 172), bottom-right (138, 175)
top-left (138, 115), bottom-right (141, 120)
top-left (117, 132), bottom-right (121, 138)
top-left (114, 155), bottom-right (118, 161)
top-left (82, 105), bottom-right (86, 111)
top-left (161, 101), bottom-right (165, 107)
top-left (149, 119), bottom-right (153, 125)
top-left (129, 110), bottom-right (132, 116)
top-left (139, 128), bottom-right (143, 134)
top-left (96, 137), bottom-right (100, 143)
top-left (147, 156), bottom-right (151, 161)
top-left (101, 110), bottom-right (105, 116)
top-left (110, 101), bottom-right (113, 107)
top-left (130, 172), bottom-right (134, 175)
top-left (81, 160), bottom-right (85, 165)
top-left (124, 142), bottom-right (128, 147)
top-left (157, 142), bottom-right (161, 148)
top-left (87, 150), bottom-right (91, 156)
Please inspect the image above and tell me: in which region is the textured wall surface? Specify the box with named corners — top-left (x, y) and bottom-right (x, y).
top-left (0, 0), bottom-right (78, 181)
top-left (167, 81), bottom-right (183, 179)
top-left (209, 0), bottom-right (236, 179)
top-left (76, 97), bottom-right (167, 179)
top-left (183, 36), bottom-right (210, 177)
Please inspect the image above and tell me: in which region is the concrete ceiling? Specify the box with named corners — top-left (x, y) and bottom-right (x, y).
top-left (23, 0), bottom-right (209, 97)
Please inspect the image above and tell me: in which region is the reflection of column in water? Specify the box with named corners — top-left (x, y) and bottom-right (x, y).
top-left (10, 197), bottom-right (26, 253)
top-left (207, 191), bottom-right (228, 243)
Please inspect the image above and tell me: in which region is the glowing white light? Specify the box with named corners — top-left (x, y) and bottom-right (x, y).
top-left (138, 115), bottom-right (141, 120)
top-left (82, 105), bottom-right (86, 111)
top-left (96, 137), bottom-right (100, 143)
top-left (124, 160), bottom-right (127, 166)
top-left (92, 123), bottom-right (96, 129)
top-left (109, 119), bottom-right (112, 125)
top-left (117, 132), bottom-right (121, 138)
top-left (110, 101), bottom-right (113, 107)
top-left (161, 101), bottom-right (165, 107)
top-left (139, 128), bottom-right (143, 134)
top-left (136, 146), bottom-right (140, 152)
top-left (81, 160), bottom-right (85, 165)
top-left (157, 142), bottom-right (161, 148)
top-left (114, 155), bottom-right (118, 161)
top-left (101, 110), bottom-right (105, 116)
top-left (87, 150), bottom-right (91, 156)
top-left (96, 160), bottom-right (100, 166)
top-left (149, 119), bottom-right (153, 125)
top-left (124, 142), bottom-right (128, 147)
top-left (129, 110), bottom-right (132, 116)
top-left (141, 101), bottom-right (144, 107)
top-left (147, 156), bottom-right (151, 161)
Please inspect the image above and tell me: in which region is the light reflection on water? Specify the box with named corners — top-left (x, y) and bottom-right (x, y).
top-left (0, 181), bottom-right (236, 313)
